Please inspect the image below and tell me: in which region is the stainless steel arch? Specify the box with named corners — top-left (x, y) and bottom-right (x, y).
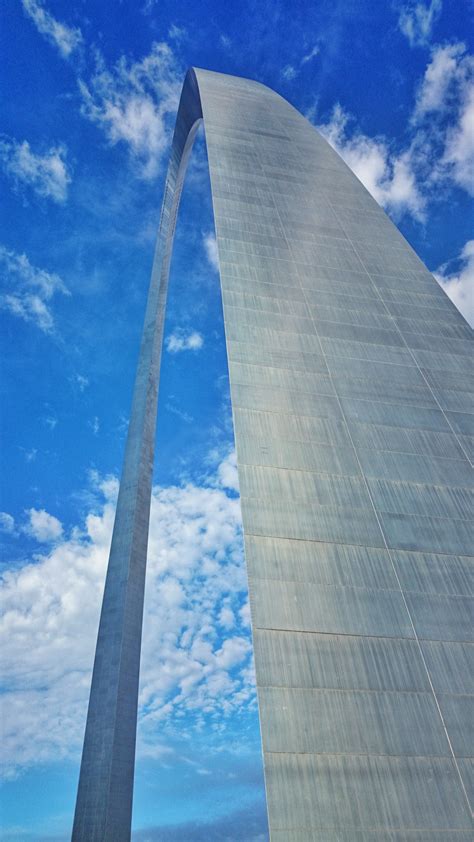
top-left (73, 68), bottom-right (473, 840)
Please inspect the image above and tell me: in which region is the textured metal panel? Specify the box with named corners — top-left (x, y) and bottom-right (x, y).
top-left (264, 753), bottom-right (472, 830)
top-left (259, 686), bottom-right (449, 756)
top-left (253, 630), bottom-right (431, 692)
top-left (74, 67), bottom-right (473, 839)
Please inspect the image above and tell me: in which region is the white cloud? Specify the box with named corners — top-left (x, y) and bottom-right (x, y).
top-left (165, 401), bottom-right (194, 423)
top-left (218, 603), bottom-right (235, 630)
top-left (412, 43), bottom-right (474, 195)
top-left (168, 24), bottom-right (186, 41)
top-left (301, 45), bottom-right (320, 65)
top-left (435, 239), bottom-right (474, 327)
top-left (0, 245), bottom-right (69, 333)
top-left (21, 448), bottom-right (37, 463)
top-left (281, 64), bottom-right (297, 81)
top-left (318, 104), bottom-right (425, 220)
top-left (0, 459), bottom-right (253, 778)
top-left (73, 373), bottom-right (89, 392)
top-left (165, 330), bottom-right (204, 353)
top-left (398, 0), bottom-right (442, 48)
top-left (282, 45), bottom-right (320, 81)
top-left (0, 137), bottom-right (71, 203)
top-left (79, 43), bottom-right (181, 179)
top-left (24, 508), bottom-right (63, 543)
top-left (0, 513), bottom-right (15, 534)
top-left (443, 82), bottom-right (474, 194)
top-left (414, 43), bottom-right (467, 117)
top-left (203, 231), bottom-right (219, 271)
top-left (88, 416), bottom-right (100, 435)
top-left (217, 450), bottom-right (239, 493)
top-left (318, 42), bottom-right (473, 221)
top-left (22, 0), bottom-right (82, 58)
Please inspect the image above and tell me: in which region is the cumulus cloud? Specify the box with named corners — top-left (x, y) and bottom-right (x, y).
top-left (165, 330), bottom-right (204, 353)
top-left (0, 137), bottom-right (71, 203)
top-left (79, 43), bottom-right (181, 179)
top-left (1, 459), bottom-right (254, 778)
top-left (319, 104), bottom-right (425, 219)
top-left (435, 239), bottom-right (474, 327)
top-left (217, 450), bottom-right (239, 493)
top-left (0, 245), bottom-right (69, 333)
top-left (21, 0), bottom-right (82, 58)
top-left (24, 508), bottom-right (63, 543)
top-left (398, 0), bottom-right (442, 48)
top-left (203, 231), bottom-right (219, 271)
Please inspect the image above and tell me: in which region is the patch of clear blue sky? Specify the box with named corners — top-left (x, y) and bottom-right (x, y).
top-left (0, 0), bottom-right (472, 839)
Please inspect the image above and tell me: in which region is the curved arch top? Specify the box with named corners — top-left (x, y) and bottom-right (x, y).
top-left (73, 68), bottom-right (473, 841)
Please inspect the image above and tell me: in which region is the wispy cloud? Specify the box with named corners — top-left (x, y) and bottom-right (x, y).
top-left (413, 42), bottom-right (468, 117)
top-left (165, 402), bottom-right (194, 423)
top-left (0, 245), bottom-right (69, 333)
top-left (72, 373), bottom-right (89, 392)
top-left (301, 45), bottom-right (320, 65)
top-left (398, 0), bottom-right (442, 48)
top-left (79, 43), bottom-right (181, 179)
top-left (0, 512), bottom-right (16, 535)
top-left (1, 457), bottom-right (253, 777)
top-left (282, 44), bottom-right (320, 81)
top-left (21, 0), bottom-right (82, 59)
top-left (203, 231), bottom-right (219, 270)
top-left (281, 65), bottom-right (298, 81)
top-left (21, 447), bottom-right (37, 463)
top-left (43, 415), bottom-right (58, 431)
top-left (168, 23), bottom-right (187, 42)
top-left (435, 239), bottom-right (474, 327)
top-left (88, 416), bottom-right (100, 435)
top-left (0, 137), bottom-right (71, 203)
top-left (166, 330), bottom-right (204, 353)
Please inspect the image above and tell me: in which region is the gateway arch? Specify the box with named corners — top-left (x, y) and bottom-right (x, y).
top-left (73, 68), bottom-right (473, 840)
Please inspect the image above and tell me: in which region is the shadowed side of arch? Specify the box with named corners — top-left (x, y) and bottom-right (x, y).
top-left (73, 67), bottom-right (473, 841)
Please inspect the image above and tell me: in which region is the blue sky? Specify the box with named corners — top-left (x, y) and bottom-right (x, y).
top-left (0, 1), bottom-right (472, 839)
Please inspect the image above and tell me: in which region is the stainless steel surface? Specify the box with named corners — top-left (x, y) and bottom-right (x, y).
top-left (73, 67), bottom-right (473, 839)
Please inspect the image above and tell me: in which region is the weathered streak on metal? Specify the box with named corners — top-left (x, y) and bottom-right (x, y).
top-left (73, 68), bottom-right (473, 840)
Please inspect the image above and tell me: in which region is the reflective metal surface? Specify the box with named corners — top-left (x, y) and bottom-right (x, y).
top-left (73, 68), bottom-right (473, 839)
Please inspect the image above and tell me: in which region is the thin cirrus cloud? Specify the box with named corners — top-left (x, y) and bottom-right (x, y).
top-left (78, 43), bottom-right (182, 179)
top-left (398, 0), bottom-right (442, 48)
top-left (165, 330), bottom-right (204, 353)
top-left (0, 137), bottom-right (71, 203)
top-left (0, 456), bottom-right (253, 779)
top-left (0, 245), bottom-right (69, 334)
top-left (21, 0), bottom-right (82, 59)
top-left (282, 44), bottom-right (320, 81)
